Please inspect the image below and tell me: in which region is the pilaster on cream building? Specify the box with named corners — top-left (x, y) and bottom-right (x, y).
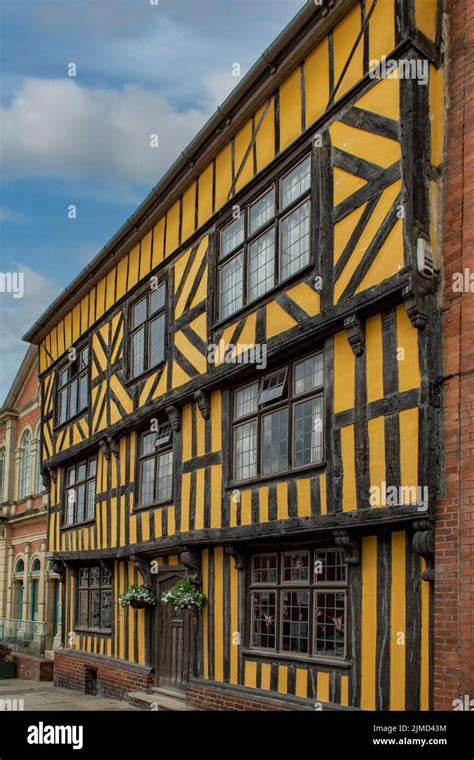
top-left (24, 0), bottom-right (446, 710)
top-left (0, 346), bottom-right (61, 657)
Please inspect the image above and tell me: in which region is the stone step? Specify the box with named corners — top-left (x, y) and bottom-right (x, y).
top-left (128, 691), bottom-right (197, 711)
top-left (151, 686), bottom-right (186, 701)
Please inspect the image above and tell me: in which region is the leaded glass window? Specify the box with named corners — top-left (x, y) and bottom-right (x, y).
top-left (76, 565), bottom-right (112, 631)
top-left (64, 456), bottom-right (97, 526)
top-left (138, 424), bottom-right (174, 507)
top-left (129, 282), bottom-right (166, 379)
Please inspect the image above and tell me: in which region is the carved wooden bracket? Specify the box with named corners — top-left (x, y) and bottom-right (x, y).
top-left (63, 561), bottom-right (77, 578)
top-left (181, 547), bottom-right (201, 584)
top-left (51, 560), bottom-right (66, 582)
top-left (99, 438), bottom-right (111, 461)
top-left (166, 404), bottom-right (181, 432)
top-left (344, 314), bottom-right (365, 356)
top-left (412, 519), bottom-right (435, 582)
top-left (130, 554), bottom-right (152, 587)
top-left (107, 436), bottom-right (119, 459)
top-left (225, 545), bottom-right (244, 571)
top-left (403, 285), bottom-right (427, 330)
top-left (42, 467), bottom-right (55, 489)
top-left (333, 529), bottom-right (360, 565)
top-left (194, 389), bottom-right (210, 420)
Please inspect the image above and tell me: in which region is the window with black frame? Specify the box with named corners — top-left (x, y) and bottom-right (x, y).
top-left (232, 351), bottom-right (323, 482)
top-left (129, 281), bottom-right (166, 379)
top-left (138, 423), bottom-right (173, 507)
top-left (218, 154), bottom-right (311, 320)
top-left (76, 565), bottom-right (113, 632)
top-left (64, 457), bottom-right (97, 526)
top-left (57, 345), bottom-right (89, 426)
top-left (249, 549), bottom-right (347, 659)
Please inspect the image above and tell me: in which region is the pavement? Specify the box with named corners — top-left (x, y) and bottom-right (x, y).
top-left (0, 679), bottom-right (138, 711)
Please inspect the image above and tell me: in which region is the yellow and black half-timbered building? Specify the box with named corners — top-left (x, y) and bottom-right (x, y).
top-left (24, 0), bottom-right (445, 710)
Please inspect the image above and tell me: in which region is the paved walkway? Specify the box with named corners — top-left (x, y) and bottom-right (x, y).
top-left (0, 679), bottom-right (137, 711)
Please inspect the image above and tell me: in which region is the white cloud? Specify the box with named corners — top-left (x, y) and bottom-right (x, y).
top-left (0, 207), bottom-right (25, 222)
top-left (0, 263), bottom-right (61, 401)
top-left (1, 78), bottom-right (212, 185)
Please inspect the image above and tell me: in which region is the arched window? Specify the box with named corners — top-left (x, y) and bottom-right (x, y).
top-left (19, 430), bottom-right (32, 499)
top-left (31, 558), bottom-right (41, 572)
top-left (36, 443), bottom-right (43, 494)
top-left (15, 558), bottom-right (25, 574)
top-left (0, 447), bottom-right (5, 501)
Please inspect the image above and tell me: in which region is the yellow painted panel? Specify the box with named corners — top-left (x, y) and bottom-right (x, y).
top-left (333, 6), bottom-right (364, 99)
top-left (341, 675), bottom-right (349, 706)
top-left (118, 562), bottom-right (125, 659)
top-left (128, 244), bottom-right (140, 290)
top-left (287, 282), bottom-right (320, 317)
top-left (366, 314), bottom-right (384, 402)
top-left (172, 360), bottom-right (191, 389)
top-left (80, 296), bottom-right (89, 335)
top-left (420, 558), bottom-right (430, 710)
top-left (230, 493), bottom-right (237, 528)
top-left (181, 183), bottom-right (196, 242)
top-left (333, 167), bottom-right (367, 207)
top-left (367, 0), bottom-right (395, 74)
top-left (197, 163), bottom-right (214, 228)
top-left (396, 304), bottom-right (421, 392)
top-left (259, 486), bottom-right (269, 523)
top-left (174, 245), bottom-right (191, 294)
top-left (278, 665), bottom-right (288, 694)
top-left (234, 120), bottom-right (254, 193)
top-left (182, 404), bottom-right (192, 462)
top-left (415, 0), bottom-right (437, 40)
top-left (341, 425), bottom-right (356, 511)
top-left (356, 218), bottom-right (404, 293)
top-left (329, 122), bottom-right (400, 168)
top-left (93, 335), bottom-right (107, 372)
top-left (165, 199), bottom-right (180, 258)
top-left (56, 323), bottom-right (64, 359)
top-left (305, 38), bottom-right (330, 125)
top-left (167, 506), bottom-right (176, 536)
top-left (320, 473), bottom-right (327, 515)
top-left (181, 472), bottom-right (190, 532)
top-left (429, 65), bottom-right (444, 167)
top-left (194, 468), bottom-right (205, 530)
top-left (153, 509), bottom-right (162, 538)
top-left (175, 237), bottom-right (208, 317)
top-left (88, 286), bottom-right (96, 328)
top-left (333, 331), bottom-right (354, 412)
top-left (399, 408), bottom-right (419, 502)
top-left (356, 74), bottom-right (400, 121)
top-left (336, 179), bottom-right (401, 301)
top-left (211, 392), bottom-right (222, 452)
top-left (110, 375), bottom-right (133, 415)
top-left (105, 269), bottom-right (115, 313)
top-left (152, 217), bottom-right (165, 269)
top-left (202, 550), bottom-right (209, 679)
top-left (215, 144), bottom-right (232, 211)
top-left (390, 531), bottom-right (406, 710)
top-left (230, 564), bottom-right (239, 684)
top-left (368, 417), bottom-right (386, 506)
top-left (317, 671), bottom-right (330, 703)
top-left (261, 662), bottom-right (271, 691)
top-left (334, 204), bottom-right (367, 265)
top-left (129, 513), bottom-right (137, 546)
top-left (214, 548), bottom-right (224, 682)
top-left (95, 278), bottom-right (106, 322)
top-left (137, 608), bottom-right (145, 664)
top-left (210, 465), bottom-right (222, 529)
top-left (151, 366), bottom-right (167, 400)
top-left (241, 490), bottom-right (252, 526)
top-left (245, 660), bottom-right (257, 688)
top-left (139, 230), bottom-right (153, 280)
top-left (63, 311), bottom-right (73, 351)
top-left (296, 477), bottom-right (311, 518)
top-left (174, 330), bottom-right (207, 374)
top-left (255, 99), bottom-right (275, 173)
top-left (141, 511), bottom-right (150, 542)
top-left (277, 481), bottom-right (288, 520)
top-left (279, 67), bottom-right (302, 150)
top-left (189, 265), bottom-right (208, 310)
top-left (266, 300), bottom-right (297, 339)
top-left (295, 668), bottom-right (307, 698)
top-left (361, 536), bottom-right (377, 710)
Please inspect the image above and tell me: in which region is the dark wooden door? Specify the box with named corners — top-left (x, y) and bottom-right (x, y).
top-left (157, 577), bottom-right (195, 690)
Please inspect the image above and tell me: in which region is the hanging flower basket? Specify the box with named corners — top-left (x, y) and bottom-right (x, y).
top-left (118, 584), bottom-right (157, 609)
top-left (161, 578), bottom-right (206, 614)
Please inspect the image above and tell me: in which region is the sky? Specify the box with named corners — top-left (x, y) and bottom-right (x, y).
top-left (0, 0), bottom-right (305, 401)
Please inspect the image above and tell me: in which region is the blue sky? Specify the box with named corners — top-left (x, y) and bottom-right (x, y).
top-left (0, 0), bottom-right (305, 400)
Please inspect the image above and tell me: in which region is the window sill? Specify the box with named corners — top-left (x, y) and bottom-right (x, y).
top-left (227, 461), bottom-right (326, 490)
top-left (211, 263), bottom-right (315, 334)
top-left (123, 359), bottom-right (166, 388)
top-left (61, 518), bottom-right (95, 531)
top-left (133, 499), bottom-right (173, 513)
top-left (74, 627), bottom-right (112, 636)
top-left (53, 409), bottom-right (88, 433)
top-left (242, 648), bottom-right (350, 669)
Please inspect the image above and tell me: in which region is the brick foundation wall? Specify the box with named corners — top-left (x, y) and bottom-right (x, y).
top-left (435, 0), bottom-right (474, 710)
top-left (186, 680), bottom-right (319, 711)
top-left (53, 649), bottom-right (153, 701)
top-left (12, 653), bottom-right (53, 682)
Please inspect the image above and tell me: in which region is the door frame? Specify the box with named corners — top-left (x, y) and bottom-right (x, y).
top-left (153, 569), bottom-right (197, 688)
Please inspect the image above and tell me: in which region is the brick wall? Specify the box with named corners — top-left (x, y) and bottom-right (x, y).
top-left (186, 681), bottom-right (315, 711)
top-left (435, 0), bottom-right (474, 710)
top-left (13, 652), bottom-right (53, 682)
top-left (53, 649), bottom-right (153, 701)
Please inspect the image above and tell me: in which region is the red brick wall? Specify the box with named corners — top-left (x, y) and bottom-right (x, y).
top-left (186, 681), bottom-right (314, 711)
top-left (13, 652), bottom-right (53, 682)
top-left (435, 0), bottom-right (474, 710)
top-left (53, 649), bottom-right (153, 701)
